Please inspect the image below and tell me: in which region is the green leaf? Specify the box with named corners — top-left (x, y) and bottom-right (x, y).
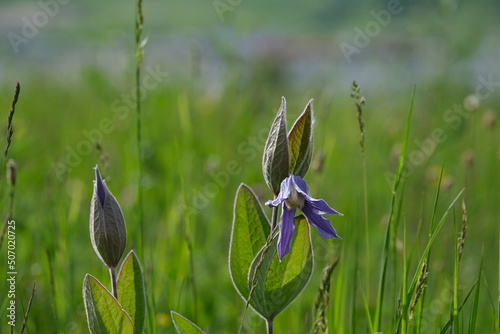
top-left (288, 99), bottom-right (313, 178)
top-left (247, 216), bottom-right (313, 320)
top-left (83, 274), bottom-right (134, 334)
top-left (229, 184), bottom-right (271, 300)
top-left (117, 250), bottom-right (146, 334)
top-left (262, 97), bottom-right (290, 195)
top-left (170, 311), bottom-right (205, 334)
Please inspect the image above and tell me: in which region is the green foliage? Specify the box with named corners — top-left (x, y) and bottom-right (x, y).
top-left (229, 184), bottom-right (271, 299)
top-left (262, 97), bottom-right (290, 195)
top-left (247, 216), bottom-right (313, 320)
top-left (2, 3), bottom-right (500, 331)
top-left (83, 274), bottom-right (135, 334)
top-left (288, 100), bottom-right (313, 178)
top-left (117, 251), bottom-right (147, 334)
top-left (170, 312), bottom-right (205, 334)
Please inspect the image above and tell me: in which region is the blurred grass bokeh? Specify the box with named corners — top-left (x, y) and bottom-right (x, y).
top-left (1, 0), bottom-right (499, 333)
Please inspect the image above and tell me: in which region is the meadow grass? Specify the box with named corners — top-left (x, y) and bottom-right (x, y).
top-left (0, 69), bottom-right (498, 333)
top-left (1, 5), bottom-right (500, 331)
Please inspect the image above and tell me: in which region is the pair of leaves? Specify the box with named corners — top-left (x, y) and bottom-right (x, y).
top-left (229, 184), bottom-right (313, 320)
top-left (263, 97), bottom-right (314, 195)
top-left (83, 250), bottom-right (146, 334)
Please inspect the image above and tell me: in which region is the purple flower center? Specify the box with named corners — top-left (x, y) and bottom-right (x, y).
top-left (285, 185), bottom-right (305, 210)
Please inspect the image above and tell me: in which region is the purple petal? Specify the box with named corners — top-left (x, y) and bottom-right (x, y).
top-left (307, 198), bottom-right (343, 215)
top-left (94, 165), bottom-right (106, 207)
top-left (291, 175), bottom-right (310, 196)
top-left (277, 206), bottom-right (296, 260)
top-left (302, 202), bottom-right (341, 239)
top-left (292, 175), bottom-right (342, 215)
top-left (266, 176), bottom-right (293, 207)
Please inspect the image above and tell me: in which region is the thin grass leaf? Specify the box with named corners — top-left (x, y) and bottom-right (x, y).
top-left (19, 281), bottom-right (36, 334)
top-left (359, 272), bottom-right (374, 333)
top-left (439, 280), bottom-right (478, 334)
top-left (469, 247), bottom-right (483, 334)
top-left (407, 188), bottom-right (465, 302)
top-left (453, 210), bottom-right (461, 333)
top-left (374, 86), bottom-right (416, 332)
top-left (401, 219), bottom-right (408, 334)
top-left (416, 164), bottom-right (445, 333)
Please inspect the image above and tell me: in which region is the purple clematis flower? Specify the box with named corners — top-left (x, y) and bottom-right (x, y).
top-left (266, 175), bottom-right (342, 260)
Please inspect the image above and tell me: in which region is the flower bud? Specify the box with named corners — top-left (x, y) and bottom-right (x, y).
top-left (89, 165), bottom-right (127, 268)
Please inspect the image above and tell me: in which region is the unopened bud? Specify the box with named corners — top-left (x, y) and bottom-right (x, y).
top-left (89, 165), bottom-right (127, 268)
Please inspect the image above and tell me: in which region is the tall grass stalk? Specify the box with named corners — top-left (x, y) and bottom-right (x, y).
top-left (3, 82), bottom-right (20, 160)
top-left (311, 256), bottom-right (339, 334)
top-left (351, 81), bottom-right (370, 295)
top-left (453, 217), bottom-right (460, 333)
top-left (469, 247), bottom-right (483, 334)
top-left (0, 83), bottom-right (20, 247)
top-left (0, 160), bottom-right (16, 249)
top-left (453, 200), bottom-right (467, 332)
top-left (374, 87), bottom-right (416, 332)
top-left (401, 219), bottom-right (408, 334)
top-left (440, 279), bottom-right (477, 334)
top-left (19, 281), bottom-right (36, 334)
top-left (135, 0), bottom-right (145, 257)
top-left (415, 165), bottom-right (444, 333)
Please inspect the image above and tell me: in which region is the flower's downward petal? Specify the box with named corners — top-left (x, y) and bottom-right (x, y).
top-left (277, 206), bottom-right (296, 260)
top-left (302, 202), bottom-right (341, 239)
top-left (308, 198), bottom-right (343, 216)
top-left (266, 176), bottom-right (293, 207)
top-left (94, 165), bottom-right (106, 207)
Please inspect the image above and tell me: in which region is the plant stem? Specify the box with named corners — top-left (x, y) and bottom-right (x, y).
top-left (135, 0), bottom-right (145, 257)
top-left (110, 266), bottom-right (118, 299)
top-left (266, 318), bottom-right (274, 334)
top-left (453, 220), bottom-right (460, 332)
top-left (401, 220), bottom-right (408, 334)
top-left (362, 150), bottom-right (370, 295)
top-left (271, 205), bottom-right (279, 231)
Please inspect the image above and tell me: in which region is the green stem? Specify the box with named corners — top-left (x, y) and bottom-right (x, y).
top-left (401, 220), bottom-right (408, 334)
top-left (453, 220), bottom-right (460, 332)
top-left (135, 0), bottom-right (144, 257)
top-left (266, 318), bottom-right (274, 334)
top-left (110, 266), bottom-right (118, 299)
top-left (271, 206), bottom-right (279, 231)
top-left (362, 151), bottom-right (370, 297)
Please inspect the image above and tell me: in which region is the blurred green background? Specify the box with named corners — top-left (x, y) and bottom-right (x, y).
top-left (1, 0), bottom-right (499, 333)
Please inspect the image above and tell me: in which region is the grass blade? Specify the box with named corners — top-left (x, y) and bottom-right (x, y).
top-left (407, 188), bottom-right (465, 304)
top-left (374, 86), bottom-right (416, 332)
top-left (469, 247), bottom-right (483, 334)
